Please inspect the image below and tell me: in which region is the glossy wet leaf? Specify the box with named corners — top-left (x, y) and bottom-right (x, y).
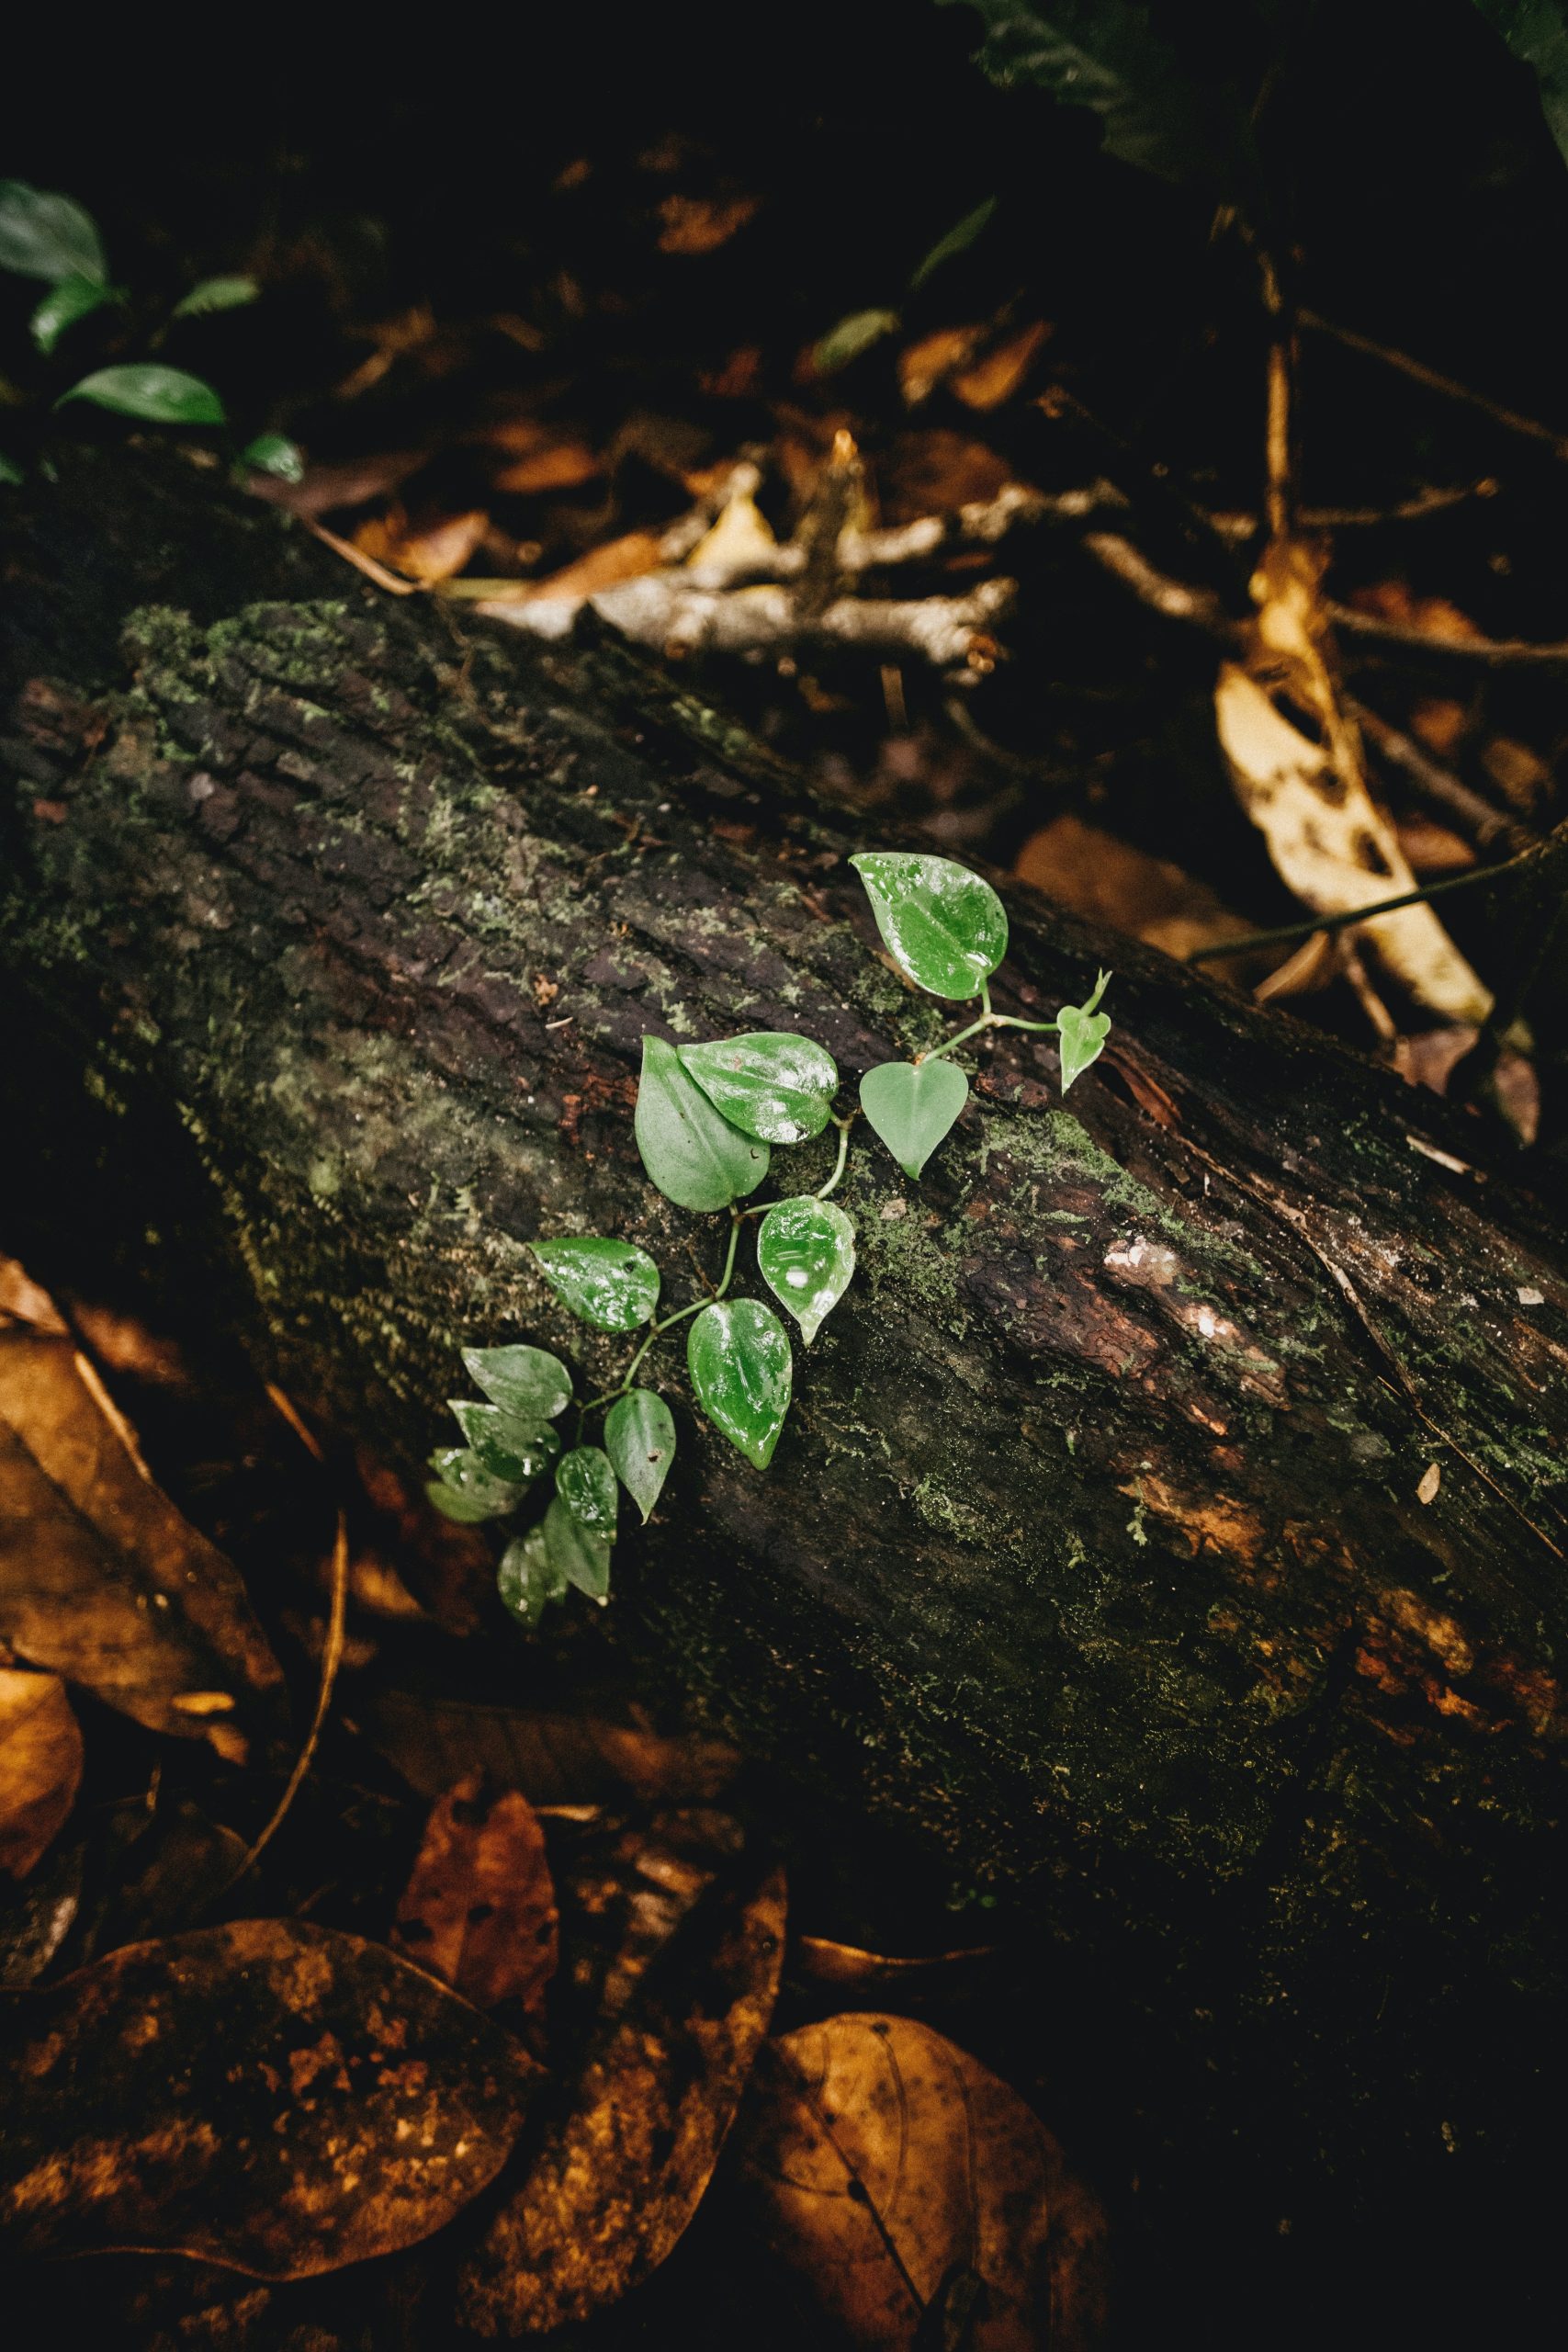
top-left (758, 1198), bottom-right (856, 1345)
top-left (428, 1447), bottom-right (527, 1523)
top-left (545, 1494), bottom-right (612, 1600)
top-left (497, 1527), bottom-right (567, 1626)
top-left (462, 1341), bottom-right (572, 1421)
top-left (457, 1827), bottom-right (785, 2335)
top-left (679, 1033), bottom-right (839, 1144)
top-left (58, 364), bottom-right (225, 425)
top-left (532, 1236), bottom-right (660, 1329)
top-left (0, 1918), bottom-right (539, 2278)
top-left (909, 195), bottom-right (998, 288)
top-left (731, 2011), bottom-right (1110, 2350)
top-left (240, 431), bottom-right (304, 482)
top-left (852, 851), bottom-right (1008, 999)
top-left (814, 306), bottom-right (900, 375)
top-left (393, 1772), bottom-right (558, 2018)
top-left (688, 1299), bottom-right (793, 1468)
top-left (635, 1035), bottom-right (770, 1211)
top-left (449, 1398), bottom-right (560, 1484)
top-left (0, 1668), bottom-right (82, 1881)
top-left (1057, 976), bottom-right (1112, 1093)
top-left (0, 1330), bottom-right (284, 1757)
top-left (0, 182), bottom-right (107, 284)
top-left (604, 1390), bottom-right (677, 1522)
top-left (172, 272), bottom-right (259, 318)
top-left (556, 1445), bottom-right (619, 1536)
top-left (30, 274), bottom-right (112, 355)
top-left (859, 1058), bottom-right (969, 1179)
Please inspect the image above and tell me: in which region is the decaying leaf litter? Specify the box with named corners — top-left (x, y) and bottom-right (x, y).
top-left (4, 3), bottom-right (1568, 2342)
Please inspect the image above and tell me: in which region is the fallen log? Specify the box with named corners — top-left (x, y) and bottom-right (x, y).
top-left (3, 450), bottom-right (1565, 2274)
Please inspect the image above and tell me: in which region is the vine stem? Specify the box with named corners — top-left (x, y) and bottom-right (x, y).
top-left (815, 1114), bottom-right (855, 1200)
top-left (580, 1210), bottom-right (742, 1419)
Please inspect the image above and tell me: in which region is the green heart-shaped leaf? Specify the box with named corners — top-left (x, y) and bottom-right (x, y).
top-left (448, 1400), bottom-right (560, 1484)
top-left (461, 1343), bottom-right (572, 1421)
top-left (678, 1033), bottom-right (840, 1144)
top-left (859, 1058), bottom-right (969, 1179)
top-left (851, 852), bottom-right (1008, 1000)
top-left (58, 364), bottom-right (225, 425)
top-left (555, 1445), bottom-right (618, 1536)
top-left (30, 274), bottom-right (113, 356)
top-left (605, 1389), bottom-right (677, 1522)
top-left (0, 182), bottom-right (107, 285)
top-left (426, 1448), bottom-right (526, 1523)
top-left (687, 1299), bottom-right (793, 1469)
top-left (497, 1527), bottom-right (567, 1627)
top-left (757, 1197), bottom-right (856, 1346)
top-left (1057, 974), bottom-right (1112, 1093)
top-left (635, 1035), bottom-right (770, 1212)
top-left (544, 1493), bottom-right (612, 1600)
top-left (531, 1237), bottom-right (660, 1330)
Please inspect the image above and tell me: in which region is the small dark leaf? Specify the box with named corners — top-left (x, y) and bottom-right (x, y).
top-left (449, 1399), bottom-right (559, 1485)
top-left (0, 182), bottom-right (107, 285)
top-left (241, 431), bottom-right (305, 482)
top-left (462, 1342), bottom-right (572, 1421)
top-left (58, 365), bottom-right (225, 425)
top-left (556, 1445), bottom-right (619, 1536)
top-left (426, 1448), bottom-right (525, 1523)
top-left (909, 196), bottom-right (998, 289)
top-left (497, 1527), bottom-right (567, 1626)
top-left (814, 307), bottom-right (901, 375)
top-left (532, 1237), bottom-right (660, 1330)
top-left (1472, 1), bottom-right (1568, 169)
top-left (604, 1390), bottom-right (677, 1522)
top-left (29, 275), bottom-right (112, 356)
top-left (544, 1494), bottom-right (612, 1600)
top-left (171, 273), bottom-right (259, 319)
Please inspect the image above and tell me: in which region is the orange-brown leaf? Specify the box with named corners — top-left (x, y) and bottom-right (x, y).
top-left (393, 1773), bottom-right (558, 2016)
top-left (0, 1668), bottom-right (83, 1880)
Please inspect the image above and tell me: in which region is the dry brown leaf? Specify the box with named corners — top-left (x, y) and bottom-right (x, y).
top-left (731, 2013), bottom-right (1110, 2348)
top-left (490, 424), bottom-right (602, 494)
top-left (355, 505), bottom-right (489, 584)
top-left (365, 1688), bottom-right (739, 1806)
top-left (952, 320), bottom-right (1052, 411)
top-left (392, 1773), bottom-right (558, 2017)
top-left (790, 1934), bottom-right (994, 1991)
top-left (0, 1668), bottom-right (83, 1879)
top-left (882, 428), bottom-right (1012, 522)
top-left (457, 1815), bottom-right (784, 2335)
top-left (1481, 735), bottom-right (1551, 812)
top-left (1014, 814), bottom-right (1251, 971)
top-left (0, 1329), bottom-right (284, 1757)
top-left (1215, 541), bottom-right (1491, 1026)
top-left (1407, 696), bottom-right (1469, 757)
top-left (657, 192), bottom-right (759, 254)
top-left (1394, 817), bottom-right (1475, 876)
top-left (899, 325), bottom-right (986, 407)
top-left (475, 529), bottom-right (665, 607)
top-left (1349, 580), bottom-right (1484, 642)
top-left (0, 1918), bottom-right (539, 2277)
top-left (0, 1255), bottom-right (67, 1334)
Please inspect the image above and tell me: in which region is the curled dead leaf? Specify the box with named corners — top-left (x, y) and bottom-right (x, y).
top-left (730, 2012), bottom-right (1110, 2348)
top-left (457, 1814), bottom-right (785, 2335)
top-left (0, 1918), bottom-right (539, 2277)
top-left (393, 1774), bottom-right (558, 2018)
top-left (951, 320), bottom-right (1052, 411)
top-left (0, 1668), bottom-right (83, 1880)
top-left (354, 505), bottom-right (490, 584)
top-left (0, 1332), bottom-right (283, 1755)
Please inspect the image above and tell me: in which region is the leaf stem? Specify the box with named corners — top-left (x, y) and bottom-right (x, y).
top-left (919, 1008), bottom-right (1061, 1065)
top-left (580, 1211), bottom-right (741, 1416)
top-left (815, 1114), bottom-right (855, 1200)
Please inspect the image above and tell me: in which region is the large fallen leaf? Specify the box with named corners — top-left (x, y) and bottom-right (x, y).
top-left (730, 2012), bottom-right (1110, 2349)
top-left (0, 1331), bottom-right (284, 1757)
top-left (1013, 812), bottom-right (1252, 972)
top-left (1215, 539), bottom-right (1490, 1025)
top-left (0, 1918), bottom-right (539, 2277)
top-left (392, 1773), bottom-right (558, 2018)
top-left (0, 1668), bottom-right (82, 1879)
top-left (457, 1814), bottom-right (785, 2335)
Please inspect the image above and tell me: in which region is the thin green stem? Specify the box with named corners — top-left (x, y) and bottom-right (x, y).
top-left (919, 1009), bottom-right (1060, 1064)
top-left (815, 1115), bottom-right (854, 1200)
top-left (581, 1212), bottom-right (741, 1417)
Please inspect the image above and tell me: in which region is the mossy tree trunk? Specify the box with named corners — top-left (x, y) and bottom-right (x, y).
top-left (3, 453), bottom-right (1565, 2257)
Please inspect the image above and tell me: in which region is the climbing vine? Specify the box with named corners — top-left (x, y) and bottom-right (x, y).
top-left (428, 852), bottom-right (1111, 1625)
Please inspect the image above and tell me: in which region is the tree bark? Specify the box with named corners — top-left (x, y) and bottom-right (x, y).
top-left (3, 451), bottom-right (1566, 2244)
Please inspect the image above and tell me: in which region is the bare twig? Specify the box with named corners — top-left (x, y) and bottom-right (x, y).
top-left (1301, 309), bottom-right (1568, 465)
top-left (220, 1510), bottom-right (349, 1893)
top-left (1350, 702), bottom-right (1539, 857)
top-left (1189, 843), bottom-right (1541, 964)
top-left (1327, 602), bottom-right (1568, 668)
top-left (1078, 533), bottom-right (1237, 637)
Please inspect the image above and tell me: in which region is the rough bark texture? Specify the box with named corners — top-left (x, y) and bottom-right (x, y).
top-left (3, 453), bottom-right (1566, 2249)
